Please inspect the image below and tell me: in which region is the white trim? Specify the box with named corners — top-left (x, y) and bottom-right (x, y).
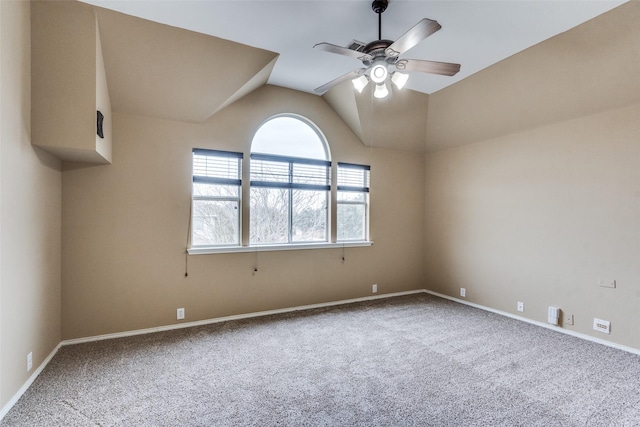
top-left (0, 342), bottom-right (62, 421)
top-left (423, 289), bottom-right (640, 356)
top-left (4, 288), bottom-right (639, 422)
top-left (1, 289), bottom-right (415, 421)
top-left (62, 289), bottom-right (421, 346)
top-left (188, 240), bottom-right (373, 255)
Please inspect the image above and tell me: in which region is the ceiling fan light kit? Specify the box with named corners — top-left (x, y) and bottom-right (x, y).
top-left (352, 70), bottom-right (408, 94)
top-left (374, 82), bottom-right (389, 99)
top-left (314, 0), bottom-right (461, 98)
top-left (390, 71), bottom-right (409, 90)
top-left (352, 75), bottom-right (369, 93)
top-left (370, 62), bottom-right (388, 84)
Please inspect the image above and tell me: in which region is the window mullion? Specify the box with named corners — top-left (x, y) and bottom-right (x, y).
top-left (193, 195), bottom-right (239, 202)
top-left (337, 200), bottom-right (366, 206)
top-left (288, 162), bottom-right (293, 244)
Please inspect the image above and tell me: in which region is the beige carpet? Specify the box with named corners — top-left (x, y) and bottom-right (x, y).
top-left (2, 293), bottom-right (640, 426)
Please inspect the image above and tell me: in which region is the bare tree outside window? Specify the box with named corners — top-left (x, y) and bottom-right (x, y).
top-left (191, 150), bottom-right (242, 247)
top-left (337, 163), bottom-right (370, 241)
top-left (250, 115), bottom-right (330, 245)
top-left (191, 116), bottom-right (370, 250)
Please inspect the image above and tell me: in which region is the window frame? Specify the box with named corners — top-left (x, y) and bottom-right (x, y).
top-left (337, 162), bottom-right (371, 242)
top-left (190, 148), bottom-right (243, 248)
top-left (249, 153), bottom-right (331, 245)
top-left (187, 117), bottom-right (374, 255)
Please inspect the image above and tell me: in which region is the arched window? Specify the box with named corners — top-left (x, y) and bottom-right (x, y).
top-left (250, 115), bottom-right (331, 245)
top-left (190, 114), bottom-right (370, 253)
top-left (251, 115), bottom-right (329, 160)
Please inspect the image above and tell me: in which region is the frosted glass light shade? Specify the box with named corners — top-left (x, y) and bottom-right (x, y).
top-left (374, 83), bottom-right (389, 99)
top-left (391, 72), bottom-right (409, 89)
top-left (352, 75), bottom-right (369, 93)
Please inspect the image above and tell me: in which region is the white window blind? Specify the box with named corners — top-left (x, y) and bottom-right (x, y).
top-left (191, 149), bottom-right (243, 247)
top-left (250, 153), bottom-right (331, 190)
top-left (337, 162), bottom-right (370, 242)
top-left (337, 162), bottom-right (370, 193)
top-left (250, 153), bottom-right (331, 245)
top-left (193, 149), bottom-right (242, 186)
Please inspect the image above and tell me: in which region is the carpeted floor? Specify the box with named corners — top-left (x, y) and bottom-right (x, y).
top-left (2, 293), bottom-right (640, 426)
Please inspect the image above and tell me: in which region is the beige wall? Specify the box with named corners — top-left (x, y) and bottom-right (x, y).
top-left (30, 0), bottom-right (112, 164)
top-left (423, 1), bottom-right (640, 351)
top-left (61, 85), bottom-right (426, 340)
top-left (424, 101), bottom-right (640, 349)
top-left (0, 0), bottom-right (62, 410)
top-left (426, 1), bottom-right (640, 152)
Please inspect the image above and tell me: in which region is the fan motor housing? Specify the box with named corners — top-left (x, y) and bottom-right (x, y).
top-left (363, 40), bottom-right (397, 66)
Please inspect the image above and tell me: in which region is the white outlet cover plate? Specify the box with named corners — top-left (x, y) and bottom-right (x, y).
top-left (517, 302), bottom-right (524, 312)
top-left (593, 317), bottom-right (610, 334)
top-left (460, 288), bottom-right (466, 297)
top-left (598, 279), bottom-right (616, 288)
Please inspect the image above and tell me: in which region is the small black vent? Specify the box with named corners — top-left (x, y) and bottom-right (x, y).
top-left (347, 40), bottom-right (367, 53)
top-left (97, 111), bottom-right (104, 139)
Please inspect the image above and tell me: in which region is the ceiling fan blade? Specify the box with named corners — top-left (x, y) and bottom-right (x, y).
top-left (314, 69), bottom-right (365, 94)
top-left (313, 42), bottom-right (373, 61)
top-left (396, 59), bottom-right (461, 76)
top-left (385, 18), bottom-right (441, 57)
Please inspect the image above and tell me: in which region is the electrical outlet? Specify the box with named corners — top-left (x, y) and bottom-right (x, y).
top-left (372, 284), bottom-right (377, 293)
top-left (460, 288), bottom-right (466, 298)
top-left (565, 314), bottom-right (574, 326)
top-left (517, 301), bottom-right (524, 312)
top-left (176, 308), bottom-right (185, 320)
top-left (27, 352), bottom-right (33, 372)
top-left (593, 318), bottom-right (610, 334)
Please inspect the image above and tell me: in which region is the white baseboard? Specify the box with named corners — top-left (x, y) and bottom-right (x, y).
top-left (3, 287), bottom-right (638, 422)
top-left (0, 291), bottom-right (405, 422)
top-left (0, 342), bottom-right (61, 421)
top-left (1, 290), bottom-right (417, 422)
top-left (61, 289), bottom-right (425, 346)
top-left (423, 289), bottom-right (640, 356)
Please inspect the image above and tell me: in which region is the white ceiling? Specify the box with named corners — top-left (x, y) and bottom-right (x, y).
top-left (81, 0), bottom-right (626, 96)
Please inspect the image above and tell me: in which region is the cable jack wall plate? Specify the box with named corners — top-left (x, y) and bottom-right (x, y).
top-left (593, 318), bottom-right (610, 334)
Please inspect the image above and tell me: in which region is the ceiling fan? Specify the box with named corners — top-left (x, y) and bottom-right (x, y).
top-left (313, 0), bottom-right (461, 98)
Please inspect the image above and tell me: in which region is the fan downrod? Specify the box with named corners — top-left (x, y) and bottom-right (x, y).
top-left (371, 0), bottom-right (389, 41)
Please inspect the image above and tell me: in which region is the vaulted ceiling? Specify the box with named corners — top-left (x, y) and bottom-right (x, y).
top-left (82, 1), bottom-right (630, 152)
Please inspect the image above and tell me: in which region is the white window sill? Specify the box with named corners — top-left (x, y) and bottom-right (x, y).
top-left (188, 241), bottom-right (373, 255)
